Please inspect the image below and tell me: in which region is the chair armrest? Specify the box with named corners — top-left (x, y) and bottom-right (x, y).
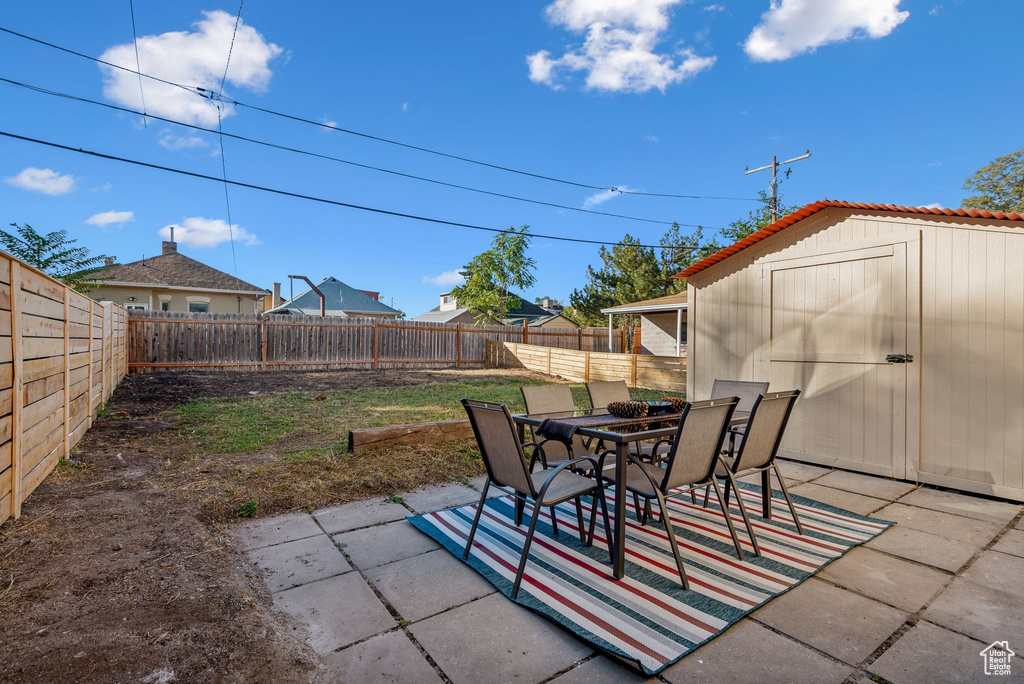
top-left (522, 441), bottom-right (548, 471)
top-left (537, 457), bottom-right (600, 502)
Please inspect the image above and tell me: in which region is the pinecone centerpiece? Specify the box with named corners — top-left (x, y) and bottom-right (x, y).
top-left (662, 397), bottom-right (686, 413)
top-left (606, 401), bottom-right (650, 420)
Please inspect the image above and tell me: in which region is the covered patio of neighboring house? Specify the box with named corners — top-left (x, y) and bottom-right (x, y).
top-left (600, 291), bottom-right (687, 355)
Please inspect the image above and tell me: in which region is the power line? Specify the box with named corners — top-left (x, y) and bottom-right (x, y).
top-left (126, 0), bottom-right (147, 128)
top-left (0, 25), bottom-right (762, 203)
top-left (216, 0), bottom-right (245, 279)
top-left (0, 129), bottom-right (707, 251)
top-left (0, 76), bottom-right (693, 227)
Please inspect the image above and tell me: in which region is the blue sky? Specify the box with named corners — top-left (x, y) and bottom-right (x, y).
top-left (0, 1), bottom-right (1020, 317)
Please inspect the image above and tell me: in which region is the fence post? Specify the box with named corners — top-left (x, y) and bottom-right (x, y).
top-left (546, 346), bottom-right (551, 375)
top-left (63, 287), bottom-right (70, 459)
top-left (9, 262), bottom-right (22, 519)
top-left (577, 328), bottom-right (582, 350)
top-left (372, 318), bottom-right (379, 369)
top-left (630, 353), bottom-right (638, 388)
top-left (456, 323), bottom-right (462, 369)
top-left (87, 301), bottom-right (94, 430)
top-left (584, 351), bottom-right (590, 383)
top-left (260, 318), bottom-right (268, 370)
top-left (522, 320), bottom-right (528, 346)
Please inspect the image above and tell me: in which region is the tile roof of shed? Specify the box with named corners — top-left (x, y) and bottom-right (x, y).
top-left (676, 201), bottom-right (1024, 280)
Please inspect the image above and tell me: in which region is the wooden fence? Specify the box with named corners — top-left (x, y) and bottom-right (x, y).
top-left (126, 311), bottom-right (624, 371)
top-left (486, 340), bottom-right (686, 394)
top-left (1, 255), bottom-right (127, 525)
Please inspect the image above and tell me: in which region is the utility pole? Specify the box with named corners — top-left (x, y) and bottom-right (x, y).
top-left (745, 150), bottom-right (812, 223)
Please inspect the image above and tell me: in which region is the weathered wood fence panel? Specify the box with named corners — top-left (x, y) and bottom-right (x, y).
top-left (0, 254), bottom-right (127, 526)
top-left (126, 312), bottom-right (624, 372)
top-left (486, 340), bottom-right (686, 395)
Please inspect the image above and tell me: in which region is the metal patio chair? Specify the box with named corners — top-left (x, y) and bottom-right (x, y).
top-left (585, 380), bottom-right (665, 466)
top-left (710, 379), bottom-right (769, 455)
top-left (521, 385), bottom-right (592, 466)
top-left (595, 397), bottom-right (745, 589)
top-left (711, 389), bottom-right (803, 556)
top-left (461, 399), bottom-right (612, 600)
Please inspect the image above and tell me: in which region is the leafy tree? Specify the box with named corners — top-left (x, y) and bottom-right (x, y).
top-left (449, 226), bottom-right (537, 323)
top-left (962, 148), bottom-right (1024, 213)
top-left (720, 190), bottom-right (795, 243)
top-left (0, 223), bottom-right (108, 292)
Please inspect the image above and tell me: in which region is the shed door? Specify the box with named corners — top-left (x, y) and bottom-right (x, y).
top-left (765, 243), bottom-right (915, 478)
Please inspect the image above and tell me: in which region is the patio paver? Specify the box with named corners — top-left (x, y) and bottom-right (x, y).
top-left (923, 578), bottom-right (1024, 645)
top-left (992, 528), bottom-right (1024, 558)
top-left (775, 460), bottom-right (833, 482)
top-left (869, 620), bottom-right (989, 684)
top-left (873, 503), bottom-right (1002, 545)
top-left (897, 488), bottom-right (1022, 526)
top-left (313, 498), bottom-right (410, 535)
top-left (865, 525), bottom-right (979, 572)
top-left (960, 549), bottom-right (1024, 591)
top-left (402, 483), bottom-right (482, 514)
top-left (549, 655), bottom-right (654, 683)
top-left (467, 474), bottom-right (504, 499)
top-left (787, 483), bottom-right (888, 516)
top-left (273, 572), bottom-right (396, 654)
top-left (408, 593), bottom-right (592, 684)
top-left (814, 470), bottom-right (917, 501)
top-left (661, 618), bottom-right (852, 684)
top-left (334, 520), bottom-right (440, 570)
top-left (247, 534), bottom-right (351, 593)
top-left (751, 578), bottom-right (909, 664)
top-left (316, 631), bottom-right (441, 684)
top-left (816, 547), bottom-right (950, 612)
top-left (236, 511), bottom-right (323, 551)
top-left (366, 548), bottom-right (496, 623)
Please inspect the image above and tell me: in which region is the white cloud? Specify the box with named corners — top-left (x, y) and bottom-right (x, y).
top-left (921, 202), bottom-right (944, 209)
top-left (582, 185), bottom-right (635, 208)
top-left (929, 6), bottom-right (941, 16)
top-left (704, 4), bottom-right (726, 10)
top-left (157, 129), bottom-right (209, 150)
top-left (527, 0), bottom-right (715, 93)
top-left (85, 210), bottom-right (135, 227)
top-left (99, 10), bottom-right (283, 127)
top-left (644, 134), bottom-right (659, 142)
top-left (319, 116), bottom-right (338, 130)
top-left (422, 270), bottom-right (465, 287)
top-left (159, 217), bottom-right (260, 248)
top-left (745, 0), bottom-right (909, 62)
top-left (4, 167), bottom-right (76, 195)
top-left (401, 102), bottom-right (410, 112)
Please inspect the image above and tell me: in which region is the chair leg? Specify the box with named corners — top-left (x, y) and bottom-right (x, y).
top-left (574, 497), bottom-right (587, 544)
top-left (597, 484), bottom-right (614, 563)
top-left (550, 506), bottom-right (559, 535)
top-left (725, 470), bottom-right (760, 557)
top-left (511, 497), bottom-right (545, 600)
top-left (515, 494), bottom-right (525, 526)
top-left (644, 498), bottom-right (654, 524)
top-left (761, 469), bottom-right (772, 520)
top-left (690, 488), bottom-right (697, 505)
top-left (710, 478), bottom-right (744, 560)
top-left (633, 492), bottom-right (644, 524)
top-left (463, 478), bottom-right (491, 560)
top-left (652, 488), bottom-right (689, 590)
top-left (702, 484), bottom-right (711, 508)
top-left (772, 462), bottom-right (804, 535)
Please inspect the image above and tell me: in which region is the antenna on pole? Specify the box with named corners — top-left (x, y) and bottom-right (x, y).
top-left (744, 149), bottom-right (811, 223)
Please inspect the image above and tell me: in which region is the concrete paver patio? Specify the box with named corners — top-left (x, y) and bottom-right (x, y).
top-left (238, 461), bottom-right (1024, 683)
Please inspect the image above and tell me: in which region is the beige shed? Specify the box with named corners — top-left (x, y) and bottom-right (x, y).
top-left (679, 200), bottom-right (1024, 501)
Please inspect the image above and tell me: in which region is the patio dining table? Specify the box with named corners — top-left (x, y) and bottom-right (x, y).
top-left (512, 407), bottom-right (748, 581)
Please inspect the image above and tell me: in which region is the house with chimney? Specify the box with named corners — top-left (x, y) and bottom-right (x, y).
top-left (90, 231), bottom-right (270, 314)
top-left (265, 277), bottom-right (401, 318)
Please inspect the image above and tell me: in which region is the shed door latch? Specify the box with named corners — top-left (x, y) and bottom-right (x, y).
top-left (886, 354), bottom-right (914, 363)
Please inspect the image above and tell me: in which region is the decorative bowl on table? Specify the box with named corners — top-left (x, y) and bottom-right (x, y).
top-left (606, 400), bottom-right (649, 419)
top-left (641, 400), bottom-right (674, 415)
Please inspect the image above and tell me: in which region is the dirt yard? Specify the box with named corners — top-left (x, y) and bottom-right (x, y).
top-left (0, 368), bottom-right (572, 683)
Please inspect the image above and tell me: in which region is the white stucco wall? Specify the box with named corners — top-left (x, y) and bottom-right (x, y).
top-left (640, 311), bottom-right (686, 356)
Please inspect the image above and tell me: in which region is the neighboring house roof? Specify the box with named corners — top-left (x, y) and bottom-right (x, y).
top-left (266, 276), bottom-right (400, 316)
top-left (676, 200), bottom-right (1024, 280)
top-left (99, 251), bottom-right (268, 294)
top-left (601, 290), bottom-right (687, 315)
top-left (528, 313), bottom-right (578, 327)
top-left (411, 308), bottom-right (469, 324)
top-left (412, 290), bottom-right (549, 323)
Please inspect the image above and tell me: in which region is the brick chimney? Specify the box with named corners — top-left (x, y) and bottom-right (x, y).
top-left (273, 282), bottom-right (282, 306)
top-left (104, 256), bottom-right (116, 267)
top-left (162, 226), bottom-right (177, 254)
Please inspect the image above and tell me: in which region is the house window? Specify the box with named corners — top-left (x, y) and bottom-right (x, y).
top-left (188, 302), bottom-right (209, 313)
top-left (125, 304), bottom-right (146, 310)
top-left (161, 301), bottom-right (170, 311)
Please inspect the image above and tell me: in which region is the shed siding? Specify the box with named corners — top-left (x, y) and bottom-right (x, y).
top-left (689, 208), bottom-right (1024, 499)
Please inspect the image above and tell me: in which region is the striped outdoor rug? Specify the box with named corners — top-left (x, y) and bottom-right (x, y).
top-left (408, 480), bottom-right (893, 675)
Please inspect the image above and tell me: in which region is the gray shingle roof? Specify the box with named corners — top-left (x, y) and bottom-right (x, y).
top-left (266, 277), bottom-right (400, 316)
top-left (98, 251), bottom-right (268, 293)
